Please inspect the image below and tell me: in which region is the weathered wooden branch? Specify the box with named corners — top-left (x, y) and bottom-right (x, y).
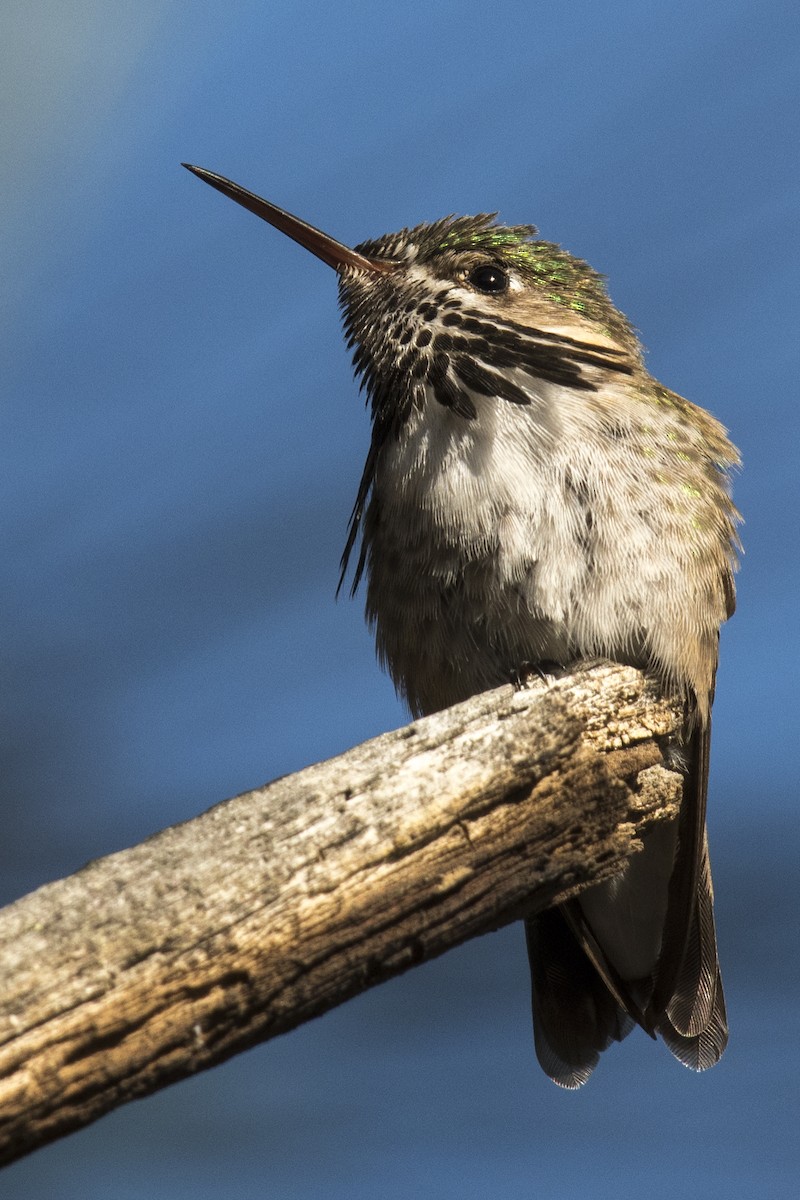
top-left (0, 664), bottom-right (684, 1167)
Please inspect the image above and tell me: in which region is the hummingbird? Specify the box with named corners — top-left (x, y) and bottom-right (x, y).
top-left (183, 164), bottom-right (740, 1088)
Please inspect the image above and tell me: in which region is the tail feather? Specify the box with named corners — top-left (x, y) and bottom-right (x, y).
top-left (525, 909), bottom-right (635, 1089)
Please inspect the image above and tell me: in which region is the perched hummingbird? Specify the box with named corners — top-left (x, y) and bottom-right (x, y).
top-left (184, 164), bottom-right (740, 1088)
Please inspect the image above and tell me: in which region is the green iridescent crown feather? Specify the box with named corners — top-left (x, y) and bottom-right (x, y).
top-left (356, 213), bottom-right (637, 348)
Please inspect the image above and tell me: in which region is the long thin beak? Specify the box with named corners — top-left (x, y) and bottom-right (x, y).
top-left (182, 164), bottom-right (395, 276)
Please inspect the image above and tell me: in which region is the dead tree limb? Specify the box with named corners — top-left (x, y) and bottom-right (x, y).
top-left (0, 663), bottom-right (684, 1166)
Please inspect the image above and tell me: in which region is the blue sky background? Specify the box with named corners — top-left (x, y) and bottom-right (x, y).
top-left (2, 1), bottom-right (798, 1196)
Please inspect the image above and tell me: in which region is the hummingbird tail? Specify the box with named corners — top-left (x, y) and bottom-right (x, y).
top-left (525, 908), bottom-right (635, 1089)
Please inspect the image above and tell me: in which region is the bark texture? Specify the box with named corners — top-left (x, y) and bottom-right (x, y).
top-left (0, 664), bottom-right (683, 1166)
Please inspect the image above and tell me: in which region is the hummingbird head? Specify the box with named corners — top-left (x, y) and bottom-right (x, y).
top-left (339, 213), bottom-right (641, 432)
top-left (182, 167), bottom-right (640, 433)
top-left (182, 166), bottom-right (647, 585)
top-left (184, 166), bottom-right (642, 384)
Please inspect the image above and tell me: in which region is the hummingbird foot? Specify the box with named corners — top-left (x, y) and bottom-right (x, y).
top-left (509, 660), bottom-right (564, 689)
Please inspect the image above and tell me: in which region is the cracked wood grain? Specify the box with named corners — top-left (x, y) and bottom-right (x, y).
top-left (0, 663), bottom-right (683, 1166)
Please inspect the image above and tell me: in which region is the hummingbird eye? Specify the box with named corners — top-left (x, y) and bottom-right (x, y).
top-left (467, 263), bottom-right (509, 294)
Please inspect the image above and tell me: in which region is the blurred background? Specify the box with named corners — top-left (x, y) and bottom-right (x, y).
top-left (2, 1), bottom-right (798, 1196)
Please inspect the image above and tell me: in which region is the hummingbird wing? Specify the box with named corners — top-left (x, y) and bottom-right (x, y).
top-left (648, 721), bottom-right (728, 1069)
top-left (656, 833), bottom-right (728, 1069)
top-left (643, 601), bottom-right (734, 1067)
top-left (527, 719), bottom-right (727, 1085)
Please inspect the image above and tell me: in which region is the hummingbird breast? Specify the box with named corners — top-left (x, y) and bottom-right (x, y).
top-left (362, 377), bottom-right (729, 718)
